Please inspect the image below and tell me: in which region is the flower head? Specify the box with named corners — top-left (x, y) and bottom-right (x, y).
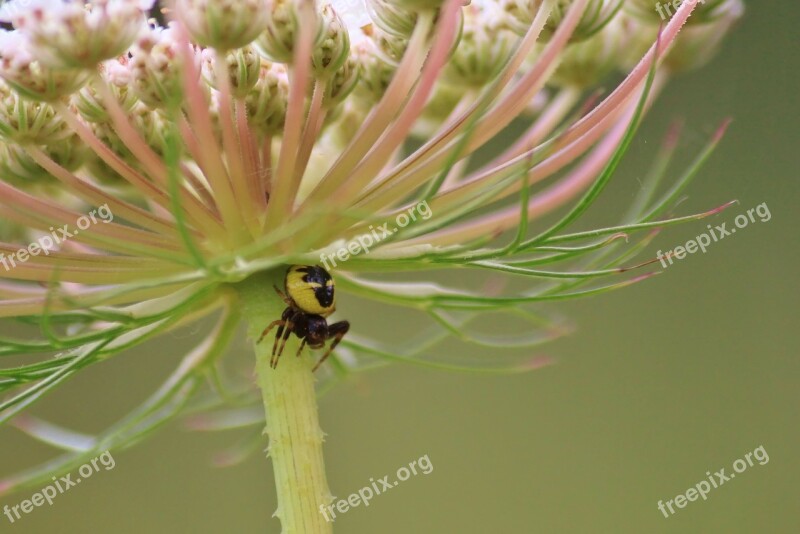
top-left (176, 0), bottom-right (270, 51)
top-left (0, 0), bottom-right (153, 69)
top-left (0, 30), bottom-right (90, 100)
top-left (0, 0), bottom-right (741, 506)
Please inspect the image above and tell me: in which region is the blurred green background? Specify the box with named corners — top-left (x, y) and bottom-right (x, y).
top-left (1, 3), bottom-right (798, 533)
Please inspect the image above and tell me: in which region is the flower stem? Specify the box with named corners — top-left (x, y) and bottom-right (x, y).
top-left (236, 271), bottom-right (333, 534)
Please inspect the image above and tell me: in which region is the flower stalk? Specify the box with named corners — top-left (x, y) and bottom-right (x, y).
top-left (237, 271), bottom-right (332, 534)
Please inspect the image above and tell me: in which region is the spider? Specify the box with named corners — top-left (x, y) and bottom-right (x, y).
top-left (257, 265), bottom-right (350, 371)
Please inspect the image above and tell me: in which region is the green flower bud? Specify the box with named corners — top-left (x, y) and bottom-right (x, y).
top-left (47, 132), bottom-right (90, 172)
top-left (88, 102), bottom-right (169, 164)
top-left (244, 62), bottom-right (289, 138)
top-left (502, 0), bottom-right (624, 43)
top-left (82, 132), bottom-right (129, 185)
top-left (74, 60), bottom-right (138, 124)
top-left (372, 27), bottom-right (409, 66)
top-left (130, 24), bottom-right (196, 110)
top-left (324, 53), bottom-right (360, 109)
top-left (609, 13), bottom-right (652, 72)
top-left (444, 2), bottom-right (516, 86)
top-left (626, 0), bottom-right (739, 25)
top-left (0, 134), bottom-right (88, 188)
top-left (366, 0), bottom-right (419, 38)
top-left (176, 0), bottom-right (270, 51)
top-left (353, 34), bottom-right (397, 103)
top-left (615, 0), bottom-right (743, 74)
top-left (128, 103), bottom-right (170, 157)
top-left (255, 0), bottom-right (323, 64)
top-left (0, 142), bottom-right (54, 186)
top-left (0, 212), bottom-right (29, 243)
top-left (0, 80), bottom-right (70, 144)
top-left (550, 16), bottom-right (627, 88)
top-left (312, 4), bottom-right (351, 78)
top-left (202, 46), bottom-right (262, 99)
top-left (415, 82), bottom-right (465, 137)
top-left (323, 98), bottom-right (370, 150)
top-left (661, 0), bottom-right (744, 73)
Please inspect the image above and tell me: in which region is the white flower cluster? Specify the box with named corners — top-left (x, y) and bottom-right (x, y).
top-left (0, 0), bottom-right (743, 189)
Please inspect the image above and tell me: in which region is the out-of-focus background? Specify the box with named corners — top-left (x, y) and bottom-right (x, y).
top-left (1, 3), bottom-right (797, 533)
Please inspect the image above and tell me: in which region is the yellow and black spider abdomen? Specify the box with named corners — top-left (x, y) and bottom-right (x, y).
top-left (285, 265), bottom-right (335, 317)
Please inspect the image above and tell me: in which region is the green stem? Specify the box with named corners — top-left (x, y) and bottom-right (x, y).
top-left (236, 271), bottom-right (333, 534)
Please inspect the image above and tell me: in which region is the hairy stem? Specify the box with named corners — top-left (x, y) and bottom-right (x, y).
top-left (236, 271), bottom-right (333, 534)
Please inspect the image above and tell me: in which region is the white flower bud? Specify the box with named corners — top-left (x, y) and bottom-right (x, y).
top-left (129, 24), bottom-right (199, 109)
top-left (176, 0), bottom-right (270, 51)
top-left (0, 30), bottom-right (89, 101)
top-left (0, 0), bottom-right (153, 70)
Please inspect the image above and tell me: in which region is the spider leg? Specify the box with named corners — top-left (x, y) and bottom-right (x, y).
top-left (312, 320), bottom-right (350, 372)
top-left (296, 338), bottom-right (307, 358)
top-left (273, 313), bottom-right (297, 368)
top-left (257, 319), bottom-right (284, 345)
top-left (273, 285), bottom-right (292, 306)
top-left (270, 321), bottom-right (287, 364)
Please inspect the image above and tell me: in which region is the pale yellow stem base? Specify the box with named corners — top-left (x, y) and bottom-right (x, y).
top-left (237, 272), bottom-right (333, 534)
